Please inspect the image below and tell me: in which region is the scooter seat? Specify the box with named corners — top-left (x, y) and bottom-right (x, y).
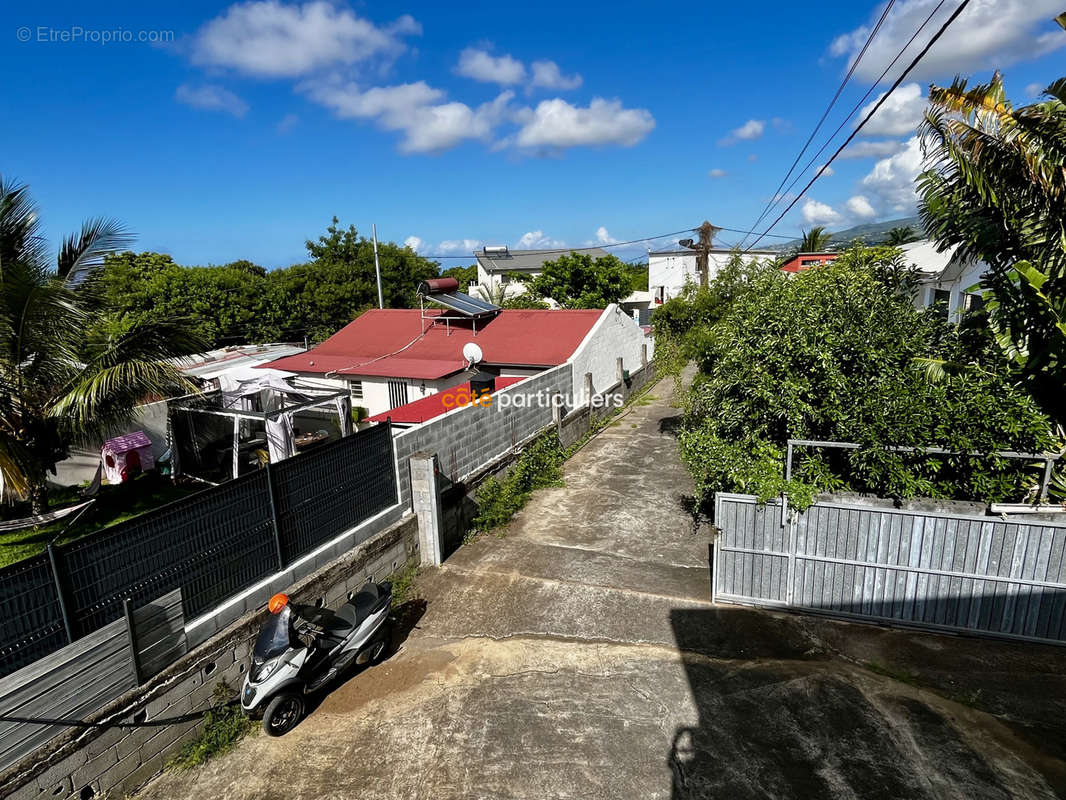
top-left (345, 582), bottom-right (390, 627)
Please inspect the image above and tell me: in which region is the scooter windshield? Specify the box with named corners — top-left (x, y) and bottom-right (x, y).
top-left (254, 605), bottom-right (293, 660)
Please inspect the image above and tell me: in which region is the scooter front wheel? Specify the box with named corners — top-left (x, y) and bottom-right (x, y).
top-left (262, 692), bottom-right (305, 737)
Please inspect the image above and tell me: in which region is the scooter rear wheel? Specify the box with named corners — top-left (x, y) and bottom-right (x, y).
top-left (262, 692), bottom-right (305, 737)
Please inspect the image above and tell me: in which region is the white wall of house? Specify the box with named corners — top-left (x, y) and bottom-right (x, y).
top-left (293, 374), bottom-right (462, 417)
top-left (648, 250), bottom-right (776, 304)
top-left (567, 304), bottom-right (653, 404)
top-left (916, 259), bottom-right (987, 320)
top-left (472, 264), bottom-right (535, 299)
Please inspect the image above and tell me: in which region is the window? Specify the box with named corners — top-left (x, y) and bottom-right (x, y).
top-left (387, 380), bottom-right (409, 409)
top-left (348, 380), bottom-right (363, 400)
top-left (932, 289), bottom-right (950, 319)
top-left (963, 293), bottom-right (985, 313)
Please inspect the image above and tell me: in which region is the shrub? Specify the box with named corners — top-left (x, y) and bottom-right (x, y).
top-left (678, 247), bottom-right (1057, 509)
top-left (473, 433), bottom-right (565, 532)
top-left (167, 683), bottom-right (252, 770)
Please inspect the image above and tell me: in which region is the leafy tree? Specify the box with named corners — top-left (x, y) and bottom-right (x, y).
top-left (885, 226), bottom-right (919, 246)
top-left (678, 248), bottom-right (1055, 509)
top-left (918, 69), bottom-right (1066, 427)
top-left (524, 252), bottom-right (632, 309)
top-left (799, 226), bottom-right (833, 252)
top-left (624, 261), bottom-right (648, 292)
top-left (90, 218), bottom-right (442, 348)
top-left (0, 177), bottom-right (203, 510)
top-left (440, 264), bottom-right (477, 292)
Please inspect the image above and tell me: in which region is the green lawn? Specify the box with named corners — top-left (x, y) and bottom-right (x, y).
top-left (0, 474), bottom-right (201, 569)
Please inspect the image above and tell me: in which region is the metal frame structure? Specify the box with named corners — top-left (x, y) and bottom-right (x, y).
top-left (171, 387), bottom-right (350, 481)
top-left (781, 438), bottom-right (1062, 526)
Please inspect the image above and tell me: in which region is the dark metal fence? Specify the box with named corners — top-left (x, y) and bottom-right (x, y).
top-left (0, 423), bottom-right (396, 678)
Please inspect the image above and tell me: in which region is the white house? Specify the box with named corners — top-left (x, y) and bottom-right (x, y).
top-left (902, 240), bottom-right (987, 319)
top-left (647, 247), bottom-right (778, 306)
top-left (470, 246), bottom-right (609, 300)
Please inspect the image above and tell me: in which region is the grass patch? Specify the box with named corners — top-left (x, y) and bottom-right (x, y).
top-left (389, 560), bottom-right (421, 605)
top-left (167, 684), bottom-right (252, 770)
top-left (0, 473), bottom-right (201, 569)
top-left (471, 432), bottom-right (566, 534)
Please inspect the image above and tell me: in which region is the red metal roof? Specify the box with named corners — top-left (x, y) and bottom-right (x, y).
top-left (367, 376), bottom-right (526, 424)
top-left (262, 308), bottom-right (602, 379)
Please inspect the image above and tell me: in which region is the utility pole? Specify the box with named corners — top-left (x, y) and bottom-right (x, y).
top-left (680, 221), bottom-right (720, 288)
top-left (695, 220), bottom-right (717, 288)
top-left (370, 224), bottom-right (383, 309)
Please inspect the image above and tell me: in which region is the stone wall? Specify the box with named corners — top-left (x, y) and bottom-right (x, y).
top-left (2, 515), bottom-right (418, 800)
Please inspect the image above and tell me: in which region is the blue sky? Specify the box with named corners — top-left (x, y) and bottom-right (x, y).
top-left (3, 0), bottom-right (1064, 267)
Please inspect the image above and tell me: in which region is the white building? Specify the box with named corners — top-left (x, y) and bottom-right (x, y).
top-left (647, 247), bottom-right (779, 305)
top-left (902, 240), bottom-right (987, 319)
top-left (470, 246), bottom-right (610, 300)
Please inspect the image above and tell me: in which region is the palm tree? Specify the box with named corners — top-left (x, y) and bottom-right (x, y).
top-left (918, 69), bottom-right (1066, 427)
top-left (885, 226), bottom-right (919, 246)
top-left (799, 226), bottom-right (833, 252)
top-left (0, 176), bottom-right (203, 511)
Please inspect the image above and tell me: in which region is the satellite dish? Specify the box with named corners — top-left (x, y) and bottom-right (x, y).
top-left (462, 342), bottom-right (483, 365)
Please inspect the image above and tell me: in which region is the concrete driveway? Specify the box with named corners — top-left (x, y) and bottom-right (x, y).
top-left (138, 381), bottom-right (1066, 800)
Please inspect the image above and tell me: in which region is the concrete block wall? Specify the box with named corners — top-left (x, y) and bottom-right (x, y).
top-left (1, 515), bottom-right (418, 800)
top-left (567, 304), bottom-right (653, 405)
top-left (557, 362), bottom-right (657, 451)
top-left (392, 363), bottom-right (573, 508)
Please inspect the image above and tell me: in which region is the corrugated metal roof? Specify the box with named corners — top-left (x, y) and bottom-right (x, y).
top-left (474, 248), bottom-right (609, 273)
top-left (261, 308), bottom-right (602, 379)
top-left (180, 344), bottom-right (306, 379)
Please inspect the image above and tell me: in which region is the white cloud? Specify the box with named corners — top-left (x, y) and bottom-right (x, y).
top-left (594, 226), bottom-right (618, 245)
top-left (276, 112), bottom-right (299, 133)
top-left (708, 168), bottom-right (727, 179)
top-left (514, 97), bottom-right (655, 149)
top-left (845, 195), bottom-right (878, 220)
top-left (858, 83), bottom-right (926, 137)
top-left (190, 1), bottom-right (420, 78)
top-left (438, 238), bottom-right (482, 254)
top-left (1026, 82), bottom-right (1046, 98)
top-left (175, 83), bottom-right (249, 117)
top-left (304, 80), bottom-right (513, 153)
top-left (801, 199), bottom-right (843, 226)
top-left (840, 139), bottom-right (909, 160)
top-left (530, 60), bottom-right (582, 91)
top-left (860, 135), bottom-right (924, 213)
top-left (815, 164), bottom-right (834, 177)
top-left (404, 236), bottom-right (424, 252)
top-left (719, 119), bottom-right (764, 145)
top-left (456, 47), bottom-right (526, 85)
top-left (747, 153), bottom-right (759, 162)
top-left (516, 230), bottom-right (566, 249)
top-left (830, 0), bottom-right (1066, 84)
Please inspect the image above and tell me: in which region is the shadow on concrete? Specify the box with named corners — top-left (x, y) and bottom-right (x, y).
top-left (666, 607), bottom-right (1035, 799)
top-left (658, 414), bottom-right (684, 436)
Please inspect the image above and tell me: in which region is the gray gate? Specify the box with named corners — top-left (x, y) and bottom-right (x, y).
top-left (713, 493), bottom-right (1066, 645)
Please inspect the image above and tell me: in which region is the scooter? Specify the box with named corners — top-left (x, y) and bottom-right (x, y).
top-left (241, 582), bottom-right (393, 736)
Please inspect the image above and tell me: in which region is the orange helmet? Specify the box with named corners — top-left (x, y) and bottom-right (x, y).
top-left (268, 593), bottom-right (289, 614)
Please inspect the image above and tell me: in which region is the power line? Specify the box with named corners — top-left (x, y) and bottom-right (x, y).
top-left (745, 0), bottom-right (972, 250)
top-left (417, 229), bottom-right (697, 259)
top-left (739, 0), bottom-right (898, 248)
top-left (746, 0), bottom-right (949, 247)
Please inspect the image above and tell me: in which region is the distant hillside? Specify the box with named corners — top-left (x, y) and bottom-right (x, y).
top-left (768, 216), bottom-right (925, 251)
